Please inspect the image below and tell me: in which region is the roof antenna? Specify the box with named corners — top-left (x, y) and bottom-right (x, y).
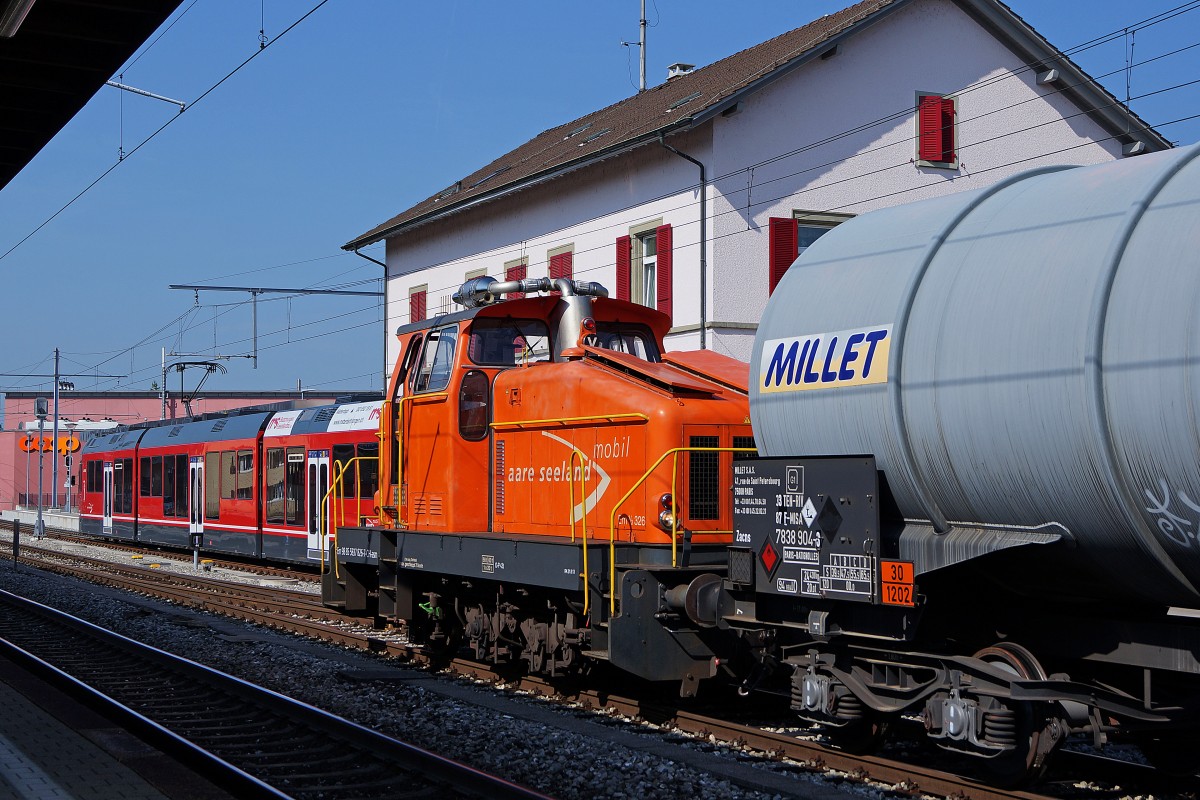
top-left (620, 0), bottom-right (648, 91)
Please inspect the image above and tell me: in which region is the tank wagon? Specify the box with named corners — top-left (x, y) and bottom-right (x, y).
top-left (325, 276), bottom-right (753, 693)
top-left (723, 144), bottom-right (1200, 782)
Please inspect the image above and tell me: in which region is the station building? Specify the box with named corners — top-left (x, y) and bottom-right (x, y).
top-left (346, 0), bottom-right (1169, 367)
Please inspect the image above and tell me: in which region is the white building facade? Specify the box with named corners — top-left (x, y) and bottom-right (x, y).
top-left (348, 0), bottom-right (1166, 369)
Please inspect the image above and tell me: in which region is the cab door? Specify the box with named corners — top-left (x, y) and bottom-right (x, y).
top-left (102, 462), bottom-right (114, 534)
top-left (188, 456), bottom-right (204, 542)
top-left (307, 450), bottom-right (330, 560)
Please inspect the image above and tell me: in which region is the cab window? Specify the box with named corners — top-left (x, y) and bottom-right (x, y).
top-left (595, 322), bottom-right (659, 361)
top-left (468, 318), bottom-right (551, 366)
top-left (412, 325), bottom-right (458, 393)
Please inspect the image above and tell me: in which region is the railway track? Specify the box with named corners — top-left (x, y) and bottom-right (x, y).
top-left (2, 536), bottom-right (1187, 800)
top-left (0, 587), bottom-right (550, 800)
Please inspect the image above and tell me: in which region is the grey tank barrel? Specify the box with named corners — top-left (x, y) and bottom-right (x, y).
top-left (750, 144), bottom-right (1200, 608)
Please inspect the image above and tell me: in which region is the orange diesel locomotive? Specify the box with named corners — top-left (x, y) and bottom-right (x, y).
top-left (325, 276), bottom-right (751, 692)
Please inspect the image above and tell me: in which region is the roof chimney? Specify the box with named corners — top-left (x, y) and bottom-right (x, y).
top-left (667, 62), bottom-right (695, 80)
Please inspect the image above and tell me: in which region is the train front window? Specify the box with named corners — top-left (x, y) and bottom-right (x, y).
top-left (594, 322), bottom-right (659, 361)
top-left (468, 319), bottom-right (551, 366)
top-left (413, 325), bottom-right (458, 393)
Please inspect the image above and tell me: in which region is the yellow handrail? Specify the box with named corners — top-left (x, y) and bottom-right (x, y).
top-left (490, 413), bottom-right (648, 432)
top-left (606, 446), bottom-right (757, 616)
top-left (320, 454), bottom-right (379, 578)
top-left (566, 448), bottom-right (592, 614)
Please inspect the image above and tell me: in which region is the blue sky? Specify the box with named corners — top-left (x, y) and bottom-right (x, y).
top-left (1, 0), bottom-right (1197, 396)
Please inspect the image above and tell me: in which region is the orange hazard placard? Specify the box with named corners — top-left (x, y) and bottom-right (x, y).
top-left (880, 560), bottom-right (916, 607)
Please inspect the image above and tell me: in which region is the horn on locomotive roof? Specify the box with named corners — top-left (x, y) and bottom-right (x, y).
top-left (453, 275), bottom-right (608, 309)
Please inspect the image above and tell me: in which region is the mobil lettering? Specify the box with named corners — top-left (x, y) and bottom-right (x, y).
top-left (759, 325), bottom-right (892, 392)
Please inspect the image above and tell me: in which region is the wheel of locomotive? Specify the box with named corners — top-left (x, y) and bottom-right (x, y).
top-left (973, 642), bottom-right (1063, 787)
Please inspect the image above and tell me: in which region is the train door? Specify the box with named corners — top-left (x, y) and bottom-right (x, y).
top-left (307, 450), bottom-right (330, 560)
top-left (188, 456), bottom-right (204, 542)
top-left (102, 462), bottom-right (114, 534)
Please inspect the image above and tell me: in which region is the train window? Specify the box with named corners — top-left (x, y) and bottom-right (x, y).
top-left (236, 450), bottom-right (254, 500)
top-left (119, 458), bottom-right (134, 514)
top-left (139, 457), bottom-right (151, 497)
top-left (468, 319), bottom-right (551, 366)
top-left (594, 322), bottom-right (659, 361)
top-left (458, 370), bottom-right (491, 441)
top-left (286, 447), bottom-right (304, 525)
top-left (356, 442), bottom-right (379, 499)
top-left (266, 447), bottom-right (286, 523)
top-left (413, 325), bottom-right (458, 393)
top-left (163, 456), bottom-right (176, 516)
top-left (332, 444), bottom-right (355, 498)
top-left (397, 334), bottom-right (423, 399)
top-left (205, 452), bottom-right (221, 519)
top-left (220, 451), bottom-right (236, 500)
top-left (175, 455), bottom-right (189, 518)
top-left (151, 456), bottom-right (163, 497)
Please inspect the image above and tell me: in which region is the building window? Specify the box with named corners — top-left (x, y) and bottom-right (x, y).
top-left (548, 245), bottom-right (573, 283)
top-left (465, 267), bottom-right (488, 281)
top-left (616, 223), bottom-right (672, 319)
top-left (768, 212), bottom-right (853, 294)
top-left (917, 92), bottom-right (956, 166)
top-left (504, 258), bottom-right (527, 299)
top-left (409, 285), bottom-right (427, 323)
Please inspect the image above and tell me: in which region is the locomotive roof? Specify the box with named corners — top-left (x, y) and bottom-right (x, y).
top-left (394, 295), bottom-right (671, 343)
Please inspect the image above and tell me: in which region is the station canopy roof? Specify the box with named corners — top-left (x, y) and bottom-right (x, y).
top-left (0, 0), bottom-right (182, 191)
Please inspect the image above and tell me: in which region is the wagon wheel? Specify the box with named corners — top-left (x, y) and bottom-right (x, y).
top-left (973, 642), bottom-right (1062, 787)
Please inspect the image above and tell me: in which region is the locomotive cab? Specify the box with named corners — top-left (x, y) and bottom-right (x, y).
top-left (326, 276), bottom-right (753, 695)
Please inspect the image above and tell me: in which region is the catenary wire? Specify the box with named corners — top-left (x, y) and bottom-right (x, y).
top-left (0, 0), bottom-right (333, 265)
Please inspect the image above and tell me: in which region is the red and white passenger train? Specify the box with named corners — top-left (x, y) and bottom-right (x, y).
top-left (79, 399), bottom-right (383, 563)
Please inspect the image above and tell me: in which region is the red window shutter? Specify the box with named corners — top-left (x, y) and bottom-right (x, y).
top-left (506, 261), bottom-right (526, 299)
top-left (655, 224), bottom-right (672, 319)
top-left (919, 95), bottom-right (955, 162)
top-left (410, 290), bottom-right (426, 322)
top-left (549, 251), bottom-right (573, 281)
top-left (615, 236), bottom-right (631, 301)
top-left (939, 97), bottom-right (955, 162)
top-left (918, 95), bottom-right (944, 162)
top-left (768, 217), bottom-right (798, 295)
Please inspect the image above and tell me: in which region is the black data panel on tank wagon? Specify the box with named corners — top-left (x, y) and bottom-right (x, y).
top-left (733, 456), bottom-right (881, 603)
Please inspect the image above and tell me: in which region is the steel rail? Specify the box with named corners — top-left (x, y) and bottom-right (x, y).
top-left (0, 588), bottom-right (550, 800)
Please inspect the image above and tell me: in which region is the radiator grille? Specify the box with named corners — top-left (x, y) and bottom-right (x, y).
top-left (733, 435), bottom-right (757, 459)
top-left (688, 435), bottom-right (720, 520)
top-left (728, 548), bottom-right (754, 585)
top-left (494, 440), bottom-right (506, 515)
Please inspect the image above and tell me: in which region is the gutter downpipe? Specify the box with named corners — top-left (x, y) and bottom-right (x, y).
top-left (353, 249), bottom-right (389, 392)
top-left (659, 134), bottom-right (707, 349)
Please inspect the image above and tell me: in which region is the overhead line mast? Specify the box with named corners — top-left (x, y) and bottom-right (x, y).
top-left (167, 284), bottom-right (384, 372)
